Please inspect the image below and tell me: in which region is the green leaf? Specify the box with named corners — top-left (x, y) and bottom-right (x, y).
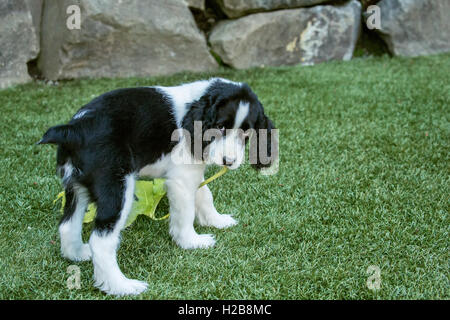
top-left (83, 203), bottom-right (97, 223)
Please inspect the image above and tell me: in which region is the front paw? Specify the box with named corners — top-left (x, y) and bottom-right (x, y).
top-left (175, 233), bottom-right (216, 249)
top-left (95, 277), bottom-right (148, 296)
top-left (199, 214), bottom-right (238, 229)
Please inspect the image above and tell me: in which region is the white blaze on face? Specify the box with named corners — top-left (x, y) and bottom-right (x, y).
top-left (233, 102), bottom-right (249, 129)
top-left (208, 101), bottom-right (249, 169)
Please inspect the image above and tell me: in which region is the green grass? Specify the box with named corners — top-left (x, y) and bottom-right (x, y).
top-left (0, 53), bottom-right (449, 300)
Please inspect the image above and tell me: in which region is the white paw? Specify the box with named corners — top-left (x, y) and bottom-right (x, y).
top-left (61, 243), bottom-right (92, 262)
top-left (95, 277), bottom-right (148, 296)
top-left (200, 214), bottom-right (238, 229)
top-left (176, 233), bottom-right (216, 249)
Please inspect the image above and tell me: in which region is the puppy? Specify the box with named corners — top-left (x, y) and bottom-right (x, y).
top-left (39, 78), bottom-right (276, 295)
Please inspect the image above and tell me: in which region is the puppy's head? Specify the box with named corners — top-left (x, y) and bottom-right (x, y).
top-left (183, 79), bottom-right (277, 170)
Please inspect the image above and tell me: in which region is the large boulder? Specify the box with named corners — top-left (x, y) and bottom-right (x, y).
top-left (375, 0), bottom-right (450, 57)
top-left (0, 0), bottom-right (40, 89)
top-left (216, 0), bottom-right (332, 18)
top-left (38, 0), bottom-right (218, 80)
top-left (25, 0), bottom-right (43, 41)
top-left (210, 0), bottom-right (361, 69)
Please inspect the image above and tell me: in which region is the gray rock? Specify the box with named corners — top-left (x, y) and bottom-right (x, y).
top-left (375, 0), bottom-right (450, 57)
top-left (0, 0), bottom-right (40, 89)
top-left (25, 0), bottom-right (43, 40)
top-left (38, 0), bottom-right (217, 80)
top-left (216, 0), bottom-right (332, 18)
top-left (185, 0), bottom-right (205, 11)
top-left (210, 0), bottom-right (361, 69)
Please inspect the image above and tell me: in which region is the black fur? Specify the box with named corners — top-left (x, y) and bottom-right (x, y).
top-left (251, 106), bottom-right (277, 169)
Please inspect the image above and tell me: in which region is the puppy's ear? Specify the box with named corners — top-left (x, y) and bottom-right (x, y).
top-left (250, 107), bottom-right (278, 170)
top-left (182, 93), bottom-right (219, 132)
top-left (203, 94), bottom-right (219, 129)
top-left (181, 93), bottom-right (221, 160)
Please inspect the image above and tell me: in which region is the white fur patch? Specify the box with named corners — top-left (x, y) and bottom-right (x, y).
top-left (62, 162), bottom-right (74, 185)
top-left (59, 184), bottom-right (91, 261)
top-left (73, 109), bottom-right (90, 119)
top-left (156, 80), bottom-right (211, 128)
top-left (138, 154), bottom-right (172, 179)
top-left (234, 101), bottom-right (249, 129)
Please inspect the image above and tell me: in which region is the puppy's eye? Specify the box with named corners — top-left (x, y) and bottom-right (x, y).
top-left (219, 126), bottom-right (225, 134)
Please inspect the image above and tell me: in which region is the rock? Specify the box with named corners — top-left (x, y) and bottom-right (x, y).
top-left (0, 0), bottom-right (40, 89)
top-left (374, 0), bottom-right (450, 57)
top-left (25, 0), bottom-right (43, 40)
top-left (210, 0), bottom-right (361, 69)
top-left (185, 0), bottom-right (205, 11)
top-left (216, 0), bottom-right (332, 18)
top-left (38, 0), bottom-right (217, 80)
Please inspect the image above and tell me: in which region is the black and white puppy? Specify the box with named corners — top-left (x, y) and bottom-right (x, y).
top-left (39, 78), bottom-right (275, 296)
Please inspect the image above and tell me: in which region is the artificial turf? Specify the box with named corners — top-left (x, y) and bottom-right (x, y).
top-left (0, 53), bottom-right (448, 299)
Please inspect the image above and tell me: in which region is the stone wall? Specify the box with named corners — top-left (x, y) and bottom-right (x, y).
top-left (209, 1), bottom-right (362, 68)
top-left (0, 0), bottom-right (40, 88)
top-left (0, 0), bottom-right (449, 89)
top-left (37, 0), bottom-right (217, 80)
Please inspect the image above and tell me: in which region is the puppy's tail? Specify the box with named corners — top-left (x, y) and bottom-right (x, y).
top-left (37, 124), bottom-right (82, 147)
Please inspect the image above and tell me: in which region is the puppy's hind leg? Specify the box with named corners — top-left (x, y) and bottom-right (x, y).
top-left (195, 183), bottom-right (238, 229)
top-left (89, 174), bottom-right (148, 296)
top-left (59, 184), bottom-right (91, 262)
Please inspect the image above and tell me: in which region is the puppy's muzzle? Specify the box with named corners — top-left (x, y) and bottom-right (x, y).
top-left (223, 156), bottom-right (236, 166)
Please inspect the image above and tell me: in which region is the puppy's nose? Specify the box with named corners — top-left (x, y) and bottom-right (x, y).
top-left (223, 156), bottom-right (236, 166)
